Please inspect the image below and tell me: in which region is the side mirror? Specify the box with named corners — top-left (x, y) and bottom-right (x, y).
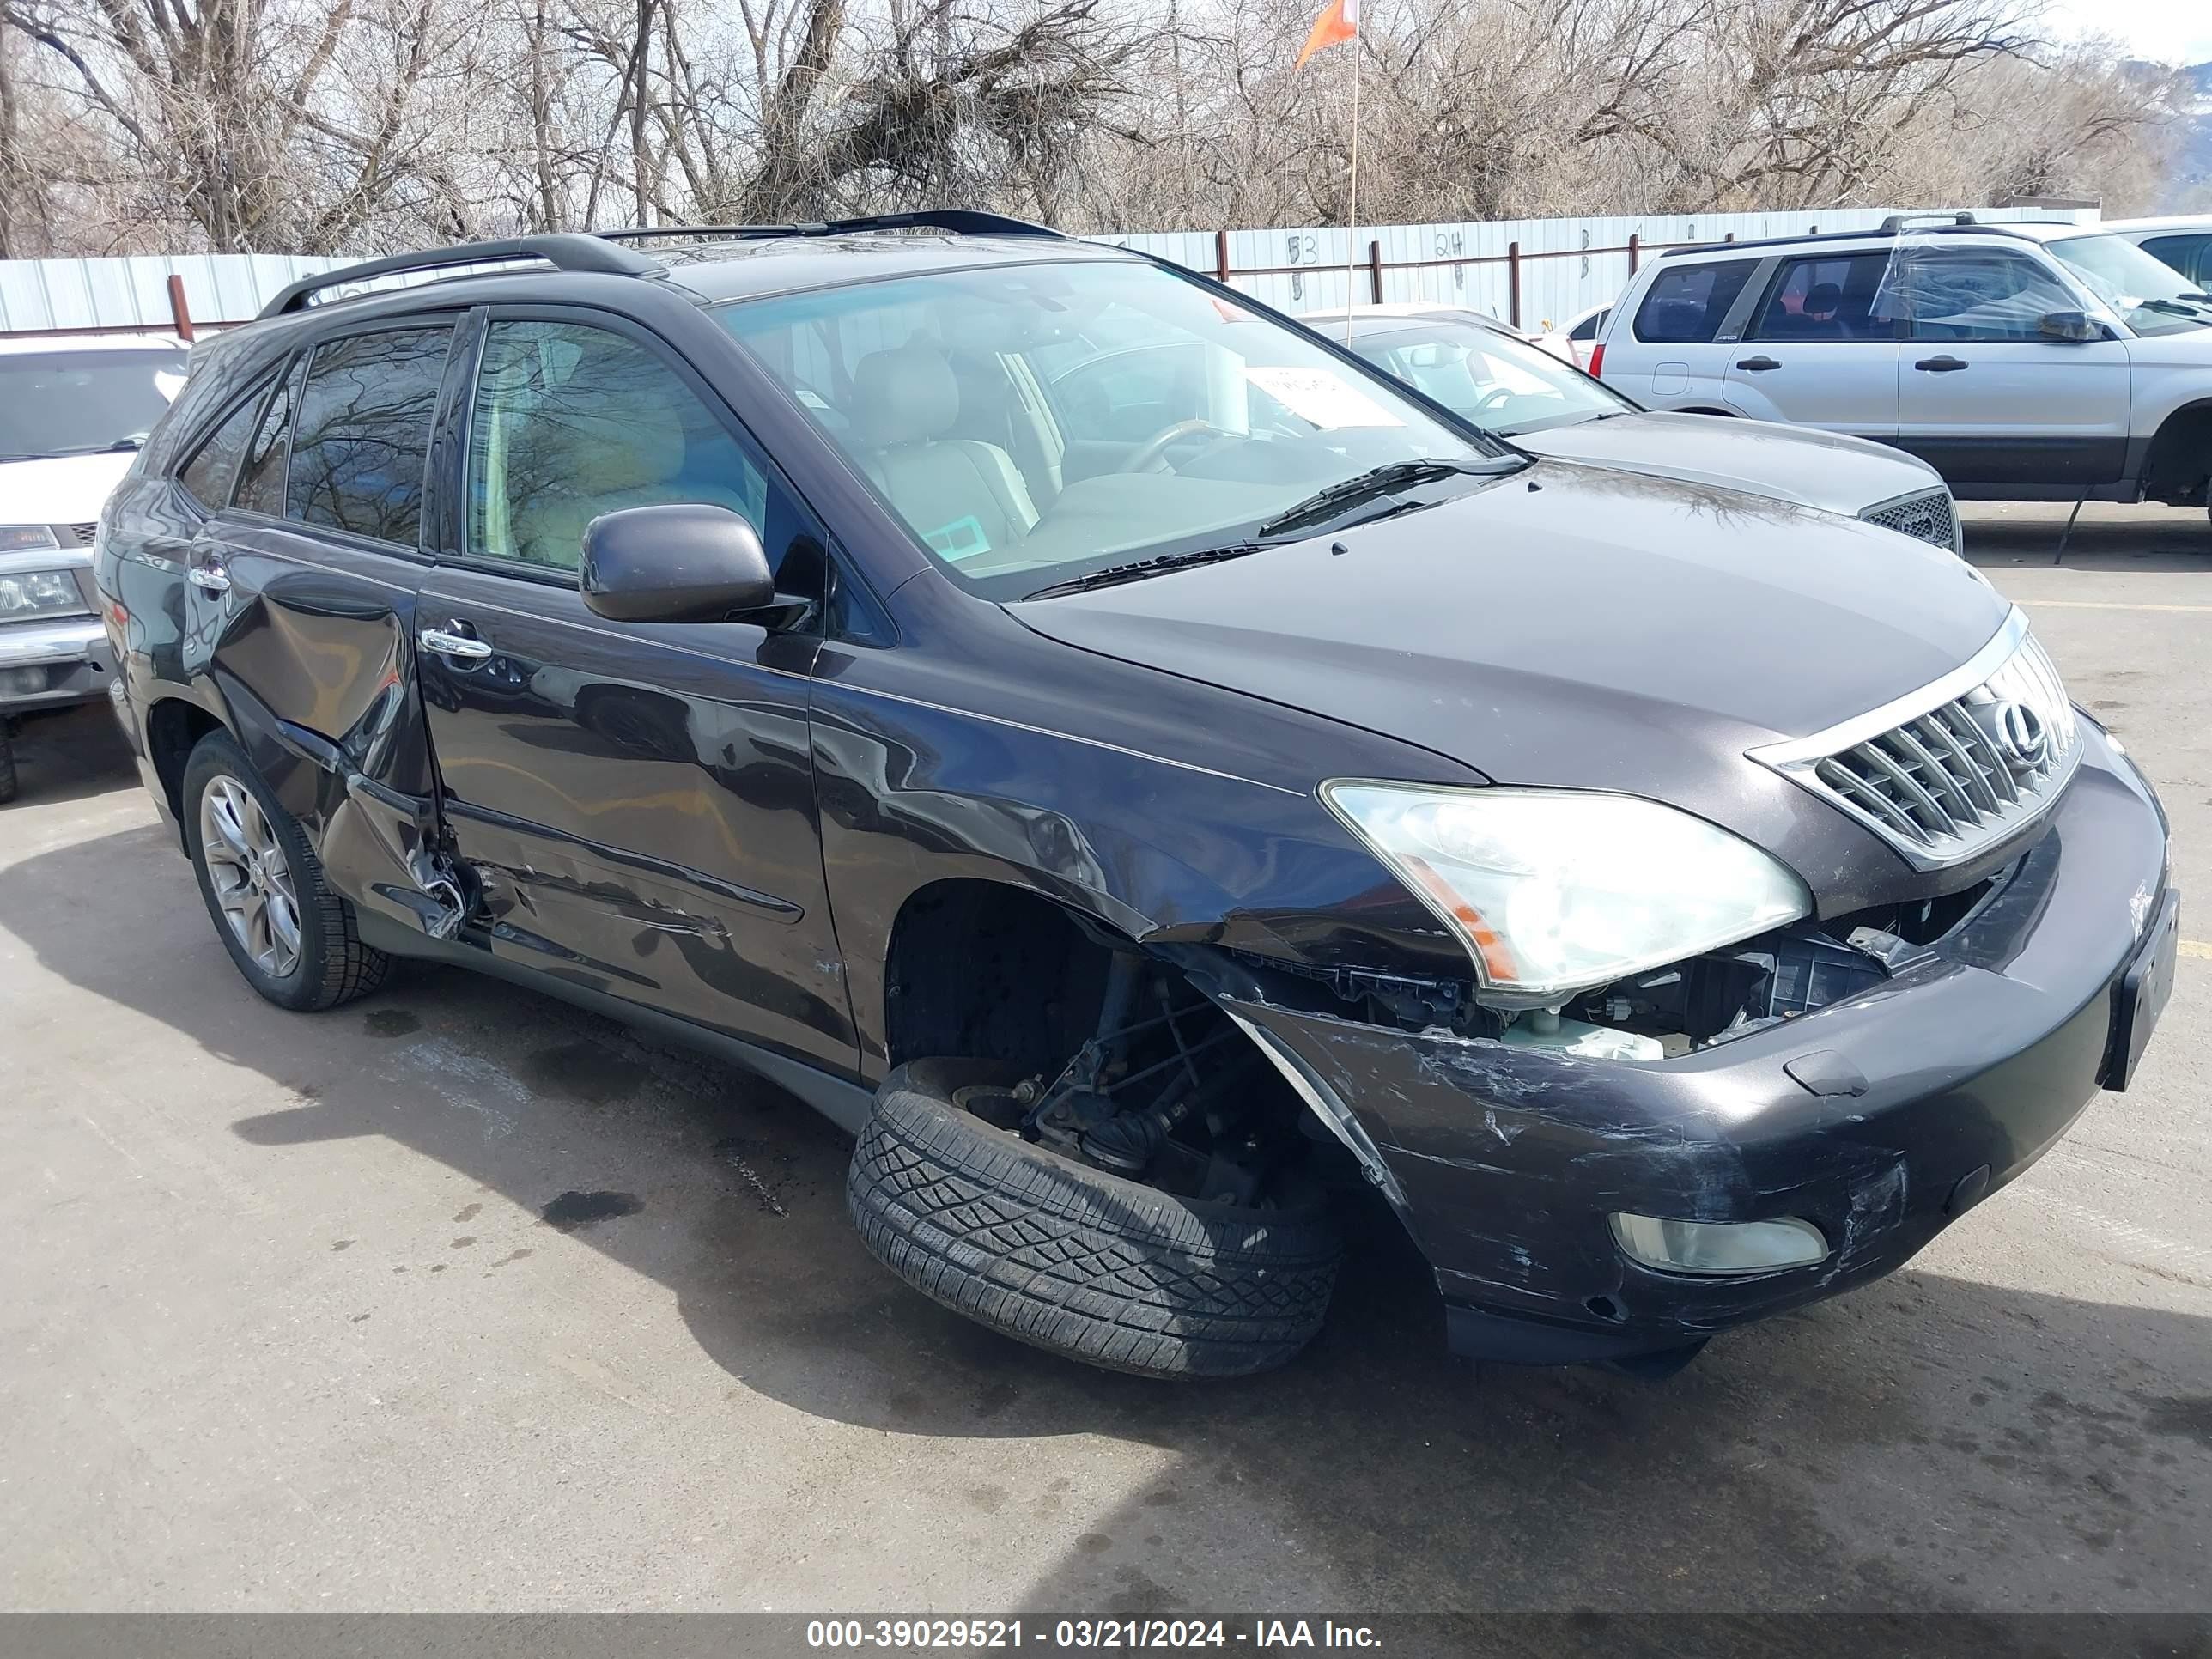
top-left (2039, 310), bottom-right (2100, 344)
top-left (580, 504), bottom-right (779, 624)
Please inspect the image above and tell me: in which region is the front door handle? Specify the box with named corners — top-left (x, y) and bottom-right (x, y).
top-left (1914, 356), bottom-right (1970, 373)
top-left (418, 624), bottom-right (493, 661)
top-left (1735, 356), bottom-right (1782, 371)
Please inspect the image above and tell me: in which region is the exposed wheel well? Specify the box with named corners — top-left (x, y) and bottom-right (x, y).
top-left (2140, 403), bottom-right (2212, 508)
top-left (146, 699), bottom-right (224, 828)
top-left (882, 879), bottom-right (1117, 1072)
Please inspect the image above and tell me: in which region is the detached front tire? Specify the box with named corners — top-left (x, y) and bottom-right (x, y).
top-left (848, 1059), bottom-right (1342, 1378)
top-left (183, 731), bottom-right (390, 1011)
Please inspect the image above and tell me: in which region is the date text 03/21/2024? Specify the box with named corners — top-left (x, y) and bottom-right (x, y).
top-left (804, 1619), bottom-right (1384, 1649)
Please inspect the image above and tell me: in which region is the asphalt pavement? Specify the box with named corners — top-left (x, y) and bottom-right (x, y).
top-left (2, 501), bottom-right (2207, 1622)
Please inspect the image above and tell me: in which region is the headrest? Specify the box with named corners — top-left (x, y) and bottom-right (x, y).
top-left (1804, 283), bottom-right (1844, 315)
top-left (853, 344), bottom-right (959, 447)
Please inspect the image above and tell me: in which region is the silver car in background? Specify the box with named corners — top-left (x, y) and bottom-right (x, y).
top-left (1306, 304), bottom-right (1962, 553)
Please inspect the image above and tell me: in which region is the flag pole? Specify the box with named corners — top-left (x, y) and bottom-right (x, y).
top-left (1344, 27), bottom-right (1358, 343)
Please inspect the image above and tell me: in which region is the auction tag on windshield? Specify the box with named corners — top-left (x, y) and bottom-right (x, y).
top-left (1243, 366), bottom-right (1405, 429)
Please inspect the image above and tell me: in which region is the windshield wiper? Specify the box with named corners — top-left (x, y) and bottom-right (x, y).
top-left (1255, 458), bottom-right (1499, 539)
top-left (1024, 544), bottom-right (1266, 599)
top-left (2136, 296), bottom-right (2212, 318)
top-left (46, 434), bottom-right (149, 456)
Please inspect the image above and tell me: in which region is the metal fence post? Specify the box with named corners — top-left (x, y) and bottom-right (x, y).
top-left (1627, 234), bottom-right (1640, 275)
top-left (1368, 240), bottom-right (1383, 305)
top-left (165, 273), bottom-right (194, 342)
top-left (1507, 241), bottom-right (1522, 329)
top-left (1215, 228), bottom-right (1231, 283)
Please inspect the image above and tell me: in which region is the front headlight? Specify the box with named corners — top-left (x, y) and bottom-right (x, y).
top-left (0, 568), bottom-right (89, 620)
top-left (1322, 782), bottom-right (1813, 1000)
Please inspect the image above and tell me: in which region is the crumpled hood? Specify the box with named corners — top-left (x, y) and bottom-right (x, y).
top-left (0, 451), bottom-right (135, 526)
top-left (1509, 411), bottom-right (1942, 516)
top-left (1007, 461), bottom-right (2010, 866)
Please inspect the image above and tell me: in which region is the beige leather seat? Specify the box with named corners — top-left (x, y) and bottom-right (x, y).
top-left (479, 331), bottom-right (757, 568)
top-left (851, 344), bottom-right (1038, 562)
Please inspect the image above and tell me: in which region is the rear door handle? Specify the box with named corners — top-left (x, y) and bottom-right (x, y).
top-left (1735, 356), bottom-right (1782, 371)
top-left (1914, 356), bottom-right (1970, 372)
top-left (418, 624), bottom-right (493, 661)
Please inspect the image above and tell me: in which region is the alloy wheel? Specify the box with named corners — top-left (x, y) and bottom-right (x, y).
top-left (199, 775), bottom-right (303, 978)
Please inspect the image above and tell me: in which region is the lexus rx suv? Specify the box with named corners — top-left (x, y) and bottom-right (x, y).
top-left (96, 215), bottom-right (2178, 1379)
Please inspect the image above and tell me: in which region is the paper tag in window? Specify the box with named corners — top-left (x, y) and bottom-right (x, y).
top-left (1243, 366), bottom-right (1404, 428)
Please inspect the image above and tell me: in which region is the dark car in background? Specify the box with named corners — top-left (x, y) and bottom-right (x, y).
top-left (95, 216), bottom-right (2176, 1379)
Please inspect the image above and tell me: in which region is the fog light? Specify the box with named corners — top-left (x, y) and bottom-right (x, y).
top-left (1610, 1212), bottom-right (1828, 1276)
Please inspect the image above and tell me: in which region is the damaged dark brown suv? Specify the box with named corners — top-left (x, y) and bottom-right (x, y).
top-left (97, 215), bottom-right (2179, 1378)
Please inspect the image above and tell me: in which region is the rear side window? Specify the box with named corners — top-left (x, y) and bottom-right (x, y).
top-left (1569, 309), bottom-right (1608, 342)
top-left (233, 372), bottom-right (295, 518)
top-left (1748, 253), bottom-right (1902, 343)
top-left (1632, 261), bottom-right (1757, 343)
top-left (286, 327), bottom-right (453, 547)
top-left (178, 380), bottom-right (270, 510)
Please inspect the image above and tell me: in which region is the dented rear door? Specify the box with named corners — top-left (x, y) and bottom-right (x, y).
top-left (185, 315), bottom-right (467, 941)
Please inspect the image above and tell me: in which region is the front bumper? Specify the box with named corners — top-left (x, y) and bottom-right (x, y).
top-left (0, 614), bottom-right (112, 714)
top-left (1231, 726), bottom-right (2172, 1364)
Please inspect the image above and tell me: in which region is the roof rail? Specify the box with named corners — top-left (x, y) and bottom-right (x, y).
top-left (258, 234), bottom-right (659, 319)
top-left (595, 211), bottom-right (1068, 243)
top-left (1879, 211), bottom-right (1978, 233)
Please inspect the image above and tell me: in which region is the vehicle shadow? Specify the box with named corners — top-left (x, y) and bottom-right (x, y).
top-left (3, 820), bottom-right (2208, 1616)
top-left (3, 702), bottom-right (138, 809)
top-left (1962, 511), bottom-right (2212, 569)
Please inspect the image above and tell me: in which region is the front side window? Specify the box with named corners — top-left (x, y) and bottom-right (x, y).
top-left (1351, 319), bottom-right (1632, 435)
top-left (466, 320), bottom-right (770, 574)
top-left (2045, 233), bottom-right (2212, 337)
top-left (1890, 251), bottom-right (2085, 343)
top-left (717, 258), bottom-right (1500, 599)
top-left (0, 348), bottom-right (185, 463)
top-left (285, 327), bottom-right (453, 546)
top-left (1632, 260), bottom-right (1757, 343)
top-left (178, 379), bottom-right (272, 510)
top-left (1749, 254), bottom-right (1902, 343)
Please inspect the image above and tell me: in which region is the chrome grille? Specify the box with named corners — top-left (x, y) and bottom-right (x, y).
top-left (1750, 611), bottom-right (2080, 870)
top-left (1860, 488), bottom-right (1957, 552)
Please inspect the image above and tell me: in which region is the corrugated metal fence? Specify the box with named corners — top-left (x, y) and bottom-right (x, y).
top-left (0, 206), bottom-right (2099, 338)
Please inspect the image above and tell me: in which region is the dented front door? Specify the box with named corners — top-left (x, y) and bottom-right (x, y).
top-left (410, 308), bottom-right (857, 1074)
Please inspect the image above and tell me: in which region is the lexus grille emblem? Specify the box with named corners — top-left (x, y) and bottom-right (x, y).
top-left (1992, 700), bottom-right (2048, 772)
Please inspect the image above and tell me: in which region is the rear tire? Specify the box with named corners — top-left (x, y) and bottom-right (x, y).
top-left (848, 1059), bottom-right (1342, 1379)
top-left (183, 731), bottom-right (390, 1012)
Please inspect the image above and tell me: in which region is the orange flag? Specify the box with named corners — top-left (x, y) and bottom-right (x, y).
top-left (1294, 0), bottom-right (1357, 70)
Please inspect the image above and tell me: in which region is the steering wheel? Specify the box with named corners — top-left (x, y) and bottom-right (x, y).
top-left (1473, 386), bottom-right (1517, 415)
top-left (1122, 419), bottom-right (1231, 474)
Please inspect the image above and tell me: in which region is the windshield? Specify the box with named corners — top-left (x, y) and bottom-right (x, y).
top-left (1343, 316), bottom-right (1632, 434)
top-left (715, 259), bottom-right (1504, 599)
top-left (2045, 234), bottom-right (2212, 337)
top-left (0, 348), bottom-right (187, 460)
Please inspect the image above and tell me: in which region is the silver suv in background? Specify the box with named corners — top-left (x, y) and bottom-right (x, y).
top-left (1591, 215), bottom-right (2212, 518)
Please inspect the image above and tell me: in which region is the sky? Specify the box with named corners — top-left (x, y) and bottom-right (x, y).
top-left (2042, 0), bottom-right (2212, 67)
